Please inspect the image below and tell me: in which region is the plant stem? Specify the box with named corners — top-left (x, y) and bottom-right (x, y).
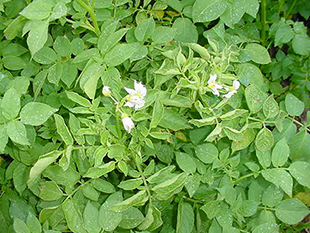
top-left (233, 172), bottom-right (257, 185)
top-left (285, 0), bottom-right (297, 19)
top-left (77, 0), bottom-right (100, 36)
top-left (134, 155), bottom-right (152, 204)
top-left (288, 116), bottom-right (310, 133)
top-left (260, 0), bottom-right (267, 45)
top-left (64, 179), bottom-right (92, 202)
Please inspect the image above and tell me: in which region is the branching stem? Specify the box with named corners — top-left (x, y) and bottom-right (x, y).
top-left (77, 0), bottom-right (100, 36)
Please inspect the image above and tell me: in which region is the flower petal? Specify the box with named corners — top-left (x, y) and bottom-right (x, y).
top-left (233, 80), bottom-right (240, 90)
top-left (124, 87), bottom-right (136, 95)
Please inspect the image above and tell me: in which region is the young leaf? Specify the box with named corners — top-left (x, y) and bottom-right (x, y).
top-left (65, 91), bottom-right (92, 107)
top-left (110, 190), bottom-right (148, 212)
top-left (14, 218), bottom-right (30, 233)
top-left (244, 43), bottom-right (271, 64)
top-left (81, 184), bottom-right (99, 201)
top-left (134, 17), bottom-right (155, 42)
top-left (20, 0), bottom-right (54, 20)
top-left (26, 212), bottom-right (42, 233)
top-left (138, 205), bottom-right (163, 231)
top-left (39, 181), bottom-right (63, 201)
top-left (92, 179), bottom-right (116, 193)
top-left (252, 223), bottom-right (279, 233)
top-left (245, 85), bottom-right (267, 113)
top-left (83, 161), bottom-right (115, 178)
top-left (262, 184), bottom-right (284, 207)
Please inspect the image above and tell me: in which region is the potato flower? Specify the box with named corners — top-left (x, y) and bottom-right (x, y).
top-left (223, 80), bottom-right (240, 99)
top-left (124, 80), bottom-right (147, 110)
top-left (122, 116), bottom-right (135, 133)
top-left (208, 74), bottom-right (223, 96)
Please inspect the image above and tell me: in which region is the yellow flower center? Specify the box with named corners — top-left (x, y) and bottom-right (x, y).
top-left (209, 82), bottom-right (215, 88)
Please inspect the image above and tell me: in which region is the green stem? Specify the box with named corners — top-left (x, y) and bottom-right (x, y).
top-left (115, 111), bottom-right (122, 139)
top-left (134, 155), bottom-right (152, 204)
top-left (77, 0), bottom-right (100, 36)
top-left (64, 179), bottom-right (92, 202)
top-left (233, 172), bottom-right (257, 185)
top-left (288, 116), bottom-right (310, 133)
top-left (285, 0), bottom-right (297, 19)
top-left (260, 0), bottom-right (267, 45)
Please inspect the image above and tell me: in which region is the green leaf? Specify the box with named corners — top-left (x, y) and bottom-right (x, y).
top-left (20, 102), bottom-right (58, 126)
top-left (152, 173), bottom-right (187, 195)
top-left (159, 109), bottom-right (192, 131)
top-left (104, 44), bottom-right (136, 67)
top-left (13, 163), bottom-right (28, 195)
top-left (27, 19), bottom-right (49, 57)
top-left (176, 202), bottom-right (194, 233)
top-left (54, 36), bottom-right (71, 57)
top-left (72, 48), bottom-right (99, 63)
top-left (118, 178), bottom-right (143, 190)
top-left (7, 120), bottom-right (29, 145)
top-left (54, 114), bottom-right (74, 145)
top-left (195, 143), bottom-right (218, 164)
top-left (0, 125), bottom-right (8, 152)
top-left (255, 128), bottom-right (274, 152)
top-left (138, 205), bottom-right (163, 231)
top-left (192, 0), bottom-right (228, 23)
top-left (33, 46), bottom-right (57, 64)
top-left (80, 62), bottom-right (104, 99)
top-left (3, 56), bottom-right (26, 70)
top-left (28, 150), bottom-right (63, 185)
top-left (275, 199), bottom-right (310, 225)
top-left (65, 91), bottom-right (92, 107)
top-left (239, 200), bottom-right (259, 217)
top-left (245, 84), bottom-right (267, 114)
top-left (263, 95), bottom-right (279, 119)
top-left (43, 165), bottom-right (80, 187)
top-left (253, 222), bottom-right (279, 233)
top-left (150, 99), bottom-right (164, 128)
top-left (232, 129), bottom-right (256, 152)
top-left (151, 27), bottom-right (176, 44)
top-left (39, 181), bottom-right (63, 201)
top-left (274, 23), bottom-right (294, 47)
top-left (26, 212), bottom-right (42, 233)
top-left (262, 169), bottom-right (293, 197)
top-left (20, 0), bottom-right (54, 20)
top-left (289, 161), bottom-right (310, 188)
top-left (272, 138), bottom-right (290, 167)
top-left (83, 161), bottom-right (115, 178)
top-left (99, 28), bottom-right (129, 54)
top-left (98, 191), bottom-right (123, 231)
top-left (62, 199), bottom-right (87, 233)
top-left (110, 190), bottom-right (148, 212)
top-left (176, 152), bottom-right (196, 173)
top-left (14, 218), bottom-right (30, 233)
top-left (289, 129), bottom-right (310, 160)
top-left (172, 18), bottom-right (198, 43)
top-left (292, 34), bottom-right (310, 56)
top-left (262, 184), bottom-right (284, 207)
top-left (82, 184), bottom-right (99, 201)
top-left (147, 165), bottom-right (175, 184)
top-left (244, 43), bottom-right (271, 64)
top-left (185, 174), bottom-right (201, 198)
top-left (1, 88), bottom-right (20, 120)
top-left (83, 202), bottom-right (100, 233)
top-left (285, 93), bottom-right (305, 116)
top-left (134, 17), bottom-right (155, 42)
top-left (119, 207), bottom-right (145, 229)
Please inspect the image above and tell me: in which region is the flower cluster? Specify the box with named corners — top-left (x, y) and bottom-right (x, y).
top-left (102, 80), bottom-right (147, 134)
top-left (207, 74), bottom-right (240, 99)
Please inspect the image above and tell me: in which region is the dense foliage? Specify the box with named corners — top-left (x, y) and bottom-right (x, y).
top-left (0, 0), bottom-right (310, 232)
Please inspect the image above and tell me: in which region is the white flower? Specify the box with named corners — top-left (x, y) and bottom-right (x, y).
top-left (223, 80), bottom-right (240, 99)
top-left (122, 116), bottom-right (135, 133)
top-left (207, 74), bottom-right (223, 96)
top-left (124, 80), bottom-right (147, 110)
top-left (102, 86), bottom-right (111, 96)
